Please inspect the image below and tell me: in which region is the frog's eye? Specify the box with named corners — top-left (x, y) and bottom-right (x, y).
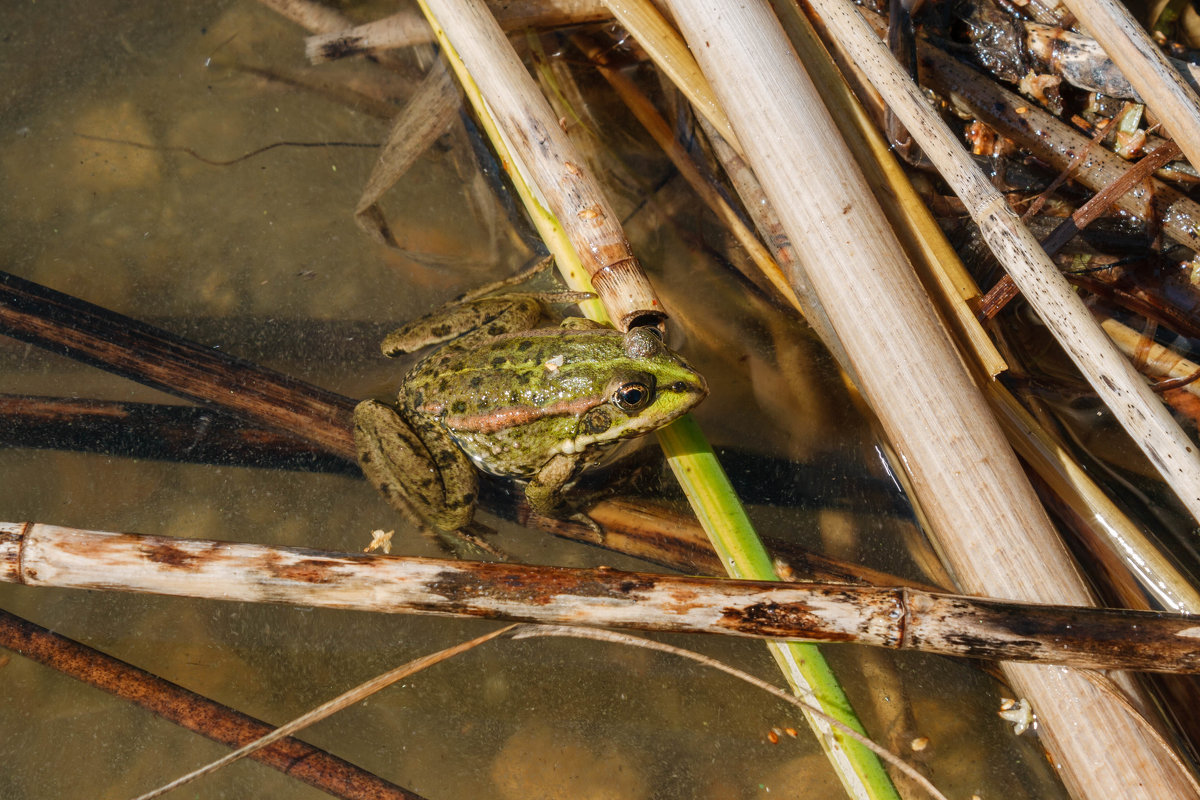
top-left (613, 380), bottom-right (654, 414)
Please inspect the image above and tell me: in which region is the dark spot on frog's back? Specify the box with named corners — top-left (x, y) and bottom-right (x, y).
top-left (487, 324), bottom-right (506, 336)
top-left (469, 375), bottom-right (484, 389)
top-left (491, 356), bottom-right (508, 368)
top-left (438, 378), bottom-right (451, 393)
top-left (430, 323), bottom-right (453, 338)
top-left (517, 340), bottom-right (533, 352)
top-left (451, 400), bottom-right (467, 414)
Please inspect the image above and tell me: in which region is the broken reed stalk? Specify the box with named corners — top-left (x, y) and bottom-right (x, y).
top-left (417, 0), bottom-right (665, 331)
top-left (6, 521), bottom-right (1200, 673)
top-left (666, 1), bottom-right (1200, 799)
top-left (571, 32), bottom-right (797, 308)
top-left (0, 608), bottom-right (425, 800)
top-left (305, 0), bottom-right (609, 63)
top-left (597, 0), bottom-right (742, 151)
top-left (787, 2), bottom-right (1200, 613)
top-left (814, 0), bottom-right (1200, 794)
top-left (1055, 0), bottom-right (1200, 170)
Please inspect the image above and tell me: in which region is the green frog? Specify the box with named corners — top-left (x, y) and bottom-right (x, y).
top-left (354, 282), bottom-right (708, 538)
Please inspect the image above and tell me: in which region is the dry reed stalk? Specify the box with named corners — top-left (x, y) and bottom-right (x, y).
top-left (598, 0), bottom-right (742, 150)
top-left (806, 0), bottom-right (1200, 522)
top-left (1054, 0), bottom-right (1200, 170)
top-left (810, 0), bottom-right (1200, 525)
top-left (6, 522), bottom-right (1200, 672)
top-left (785, 2), bottom-right (1200, 613)
top-left (665, 1), bottom-right (1200, 798)
top-left (419, 0), bottom-right (666, 331)
top-left (571, 33), bottom-right (798, 307)
top-left (306, 0), bottom-right (609, 63)
top-left (1100, 314), bottom-right (1200, 399)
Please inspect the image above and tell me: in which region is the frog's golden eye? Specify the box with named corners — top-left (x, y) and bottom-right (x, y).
top-left (613, 380), bottom-right (654, 414)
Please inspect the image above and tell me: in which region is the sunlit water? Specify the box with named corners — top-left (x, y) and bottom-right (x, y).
top-left (0, 2), bottom-right (1069, 798)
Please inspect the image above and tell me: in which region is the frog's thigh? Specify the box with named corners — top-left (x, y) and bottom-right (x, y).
top-left (525, 452), bottom-right (582, 515)
top-left (353, 400), bottom-right (475, 531)
top-left (409, 415), bottom-right (478, 529)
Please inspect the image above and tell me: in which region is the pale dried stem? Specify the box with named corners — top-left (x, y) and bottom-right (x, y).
top-left (599, 0), bottom-right (743, 151)
top-left (306, 1), bottom-right (610, 63)
top-left (796, 4), bottom-right (1200, 612)
top-left (420, 0), bottom-right (666, 331)
top-left (572, 34), bottom-right (797, 307)
top-left (1100, 313), bottom-right (1200, 398)
top-left (665, 1), bottom-right (1199, 798)
top-left (5, 522), bottom-right (1200, 673)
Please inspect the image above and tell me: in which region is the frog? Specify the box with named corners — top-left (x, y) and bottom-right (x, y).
top-left (353, 277), bottom-right (708, 541)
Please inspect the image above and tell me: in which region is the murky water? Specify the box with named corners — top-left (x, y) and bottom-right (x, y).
top-left (0, 2), bottom-right (1069, 798)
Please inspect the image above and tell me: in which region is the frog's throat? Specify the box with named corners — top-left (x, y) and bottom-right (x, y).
top-left (428, 395), bottom-right (604, 434)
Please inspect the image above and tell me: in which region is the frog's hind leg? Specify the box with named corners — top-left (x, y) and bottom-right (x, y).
top-left (353, 400), bottom-right (476, 534)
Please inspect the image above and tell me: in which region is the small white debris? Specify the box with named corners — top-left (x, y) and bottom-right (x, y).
top-left (364, 529), bottom-right (394, 554)
top-left (998, 697), bottom-right (1034, 735)
top-left (543, 354), bottom-right (565, 372)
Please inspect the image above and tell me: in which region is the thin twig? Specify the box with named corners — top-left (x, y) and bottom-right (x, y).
top-left (73, 132), bottom-right (379, 167)
top-left (516, 626), bottom-right (951, 800)
top-left (977, 139), bottom-right (1183, 319)
top-left (130, 625), bottom-right (516, 800)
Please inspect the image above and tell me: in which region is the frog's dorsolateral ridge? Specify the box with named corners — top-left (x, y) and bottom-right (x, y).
top-left (354, 291), bottom-right (708, 537)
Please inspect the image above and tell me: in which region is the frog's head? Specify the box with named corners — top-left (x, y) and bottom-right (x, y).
top-left (562, 327), bottom-right (708, 454)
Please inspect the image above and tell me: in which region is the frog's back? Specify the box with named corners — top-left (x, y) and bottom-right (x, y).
top-left (403, 328), bottom-right (626, 475)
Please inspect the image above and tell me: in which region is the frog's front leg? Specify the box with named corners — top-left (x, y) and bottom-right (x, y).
top-left (525, 452), bottom-right (603, 537)
top-left (353, 400), bottom-right (477, 532)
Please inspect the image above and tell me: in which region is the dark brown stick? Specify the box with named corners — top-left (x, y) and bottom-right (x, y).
top-left (3, 522), bottom-right (1198, 673)
top-left (0, 394), bottom-right (358, 474)
top-left (0, 270), bottom-right (356, 459)
top-left (0, 607), bottom-right (427, 800)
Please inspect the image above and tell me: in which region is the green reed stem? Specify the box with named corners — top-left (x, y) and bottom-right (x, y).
top-left (658, 416), bottom-right (899, 800)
